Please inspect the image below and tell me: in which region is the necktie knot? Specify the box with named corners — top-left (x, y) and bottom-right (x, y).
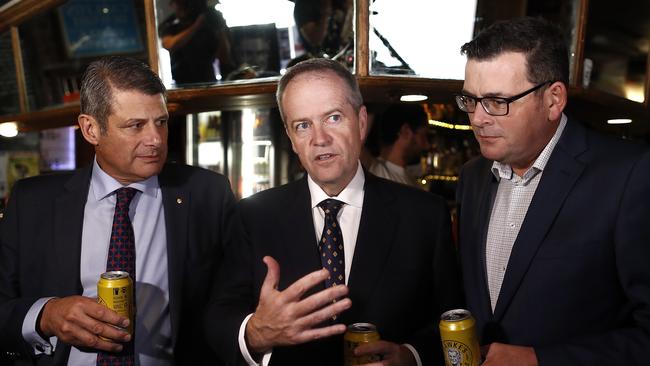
top-left (115, 187), bottom-right (138, 208)
top-left (318, 198), bottom-right (344, 217)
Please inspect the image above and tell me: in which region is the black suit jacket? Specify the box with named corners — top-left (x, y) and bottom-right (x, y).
top-left (206, 172), bottom-right (463, 365)
top-left (0, 163), bottom-right (235, 365)
top-left (456, 119), bottom-right (650, 365)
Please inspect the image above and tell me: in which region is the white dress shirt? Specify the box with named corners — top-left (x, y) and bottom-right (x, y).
top-left (22, 159), bottom-right (173, 365)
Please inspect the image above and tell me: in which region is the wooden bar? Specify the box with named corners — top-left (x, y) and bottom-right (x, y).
top-left (10, 26), bottom-right (28, 113)
top-left (144, 0), bottom-right (159, 75)
top-left (571, 0), bottom-right (589, 88)
top-left (354, 0), bottom-right (369, 77)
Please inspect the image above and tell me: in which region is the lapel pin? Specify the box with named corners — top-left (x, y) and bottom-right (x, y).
top-left (176, 198), bottom-right (183, 204)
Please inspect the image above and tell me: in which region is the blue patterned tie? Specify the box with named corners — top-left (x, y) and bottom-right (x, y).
top-left (318, 199), bottom-right (345, 288)
top-left (98, 187), bottom-right (137, 366)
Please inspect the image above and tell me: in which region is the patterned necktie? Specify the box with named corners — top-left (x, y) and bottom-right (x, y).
top-left (318, 199), bottom-right (345, 289)
top-left (98, 187), bottom-right (137, 366)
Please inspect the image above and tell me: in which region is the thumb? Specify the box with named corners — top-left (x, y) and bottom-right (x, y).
top-left (261, 256), bottom-right (281, 294)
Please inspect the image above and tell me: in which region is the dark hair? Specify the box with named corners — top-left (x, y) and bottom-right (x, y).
top-left (460, 17), bottom-right (569, 86)
top-left (276, 58), bottom-right (362, 123)
top-left (80, 56), bottom-right (166, 132)
top-left (378, 104), bottom-right (428, 145)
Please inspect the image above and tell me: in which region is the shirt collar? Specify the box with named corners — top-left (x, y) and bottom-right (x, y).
top-left (491, 113), bottom-right (568, 182)
top-left (308, 161), bottom-right (365, 209)
top-left (90, 157), bottom-right (160, 202)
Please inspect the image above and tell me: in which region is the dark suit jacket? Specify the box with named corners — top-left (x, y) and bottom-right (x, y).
top-left (0, 163), bottom-right (235, 365)
top-left (206, 172), bottom-right (463, 365)
top-left (456, 119), bottom-right (650, 365)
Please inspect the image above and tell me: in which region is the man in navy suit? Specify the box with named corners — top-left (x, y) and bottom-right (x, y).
top-left (455, 17), bottom-right (650, 365)
top-left (206, 58), bottom-right (463, 365)
top-left (0, 56), bottom-right (234, 365)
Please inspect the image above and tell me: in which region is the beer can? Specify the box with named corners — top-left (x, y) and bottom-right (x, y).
top-left (97, 271), bottom-right (134, 335)
top-left (343, 322), bottom-right (381, 366)
top-left (439, 309), bottom-right (480, 366)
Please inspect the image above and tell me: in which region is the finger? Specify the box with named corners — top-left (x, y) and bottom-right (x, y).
top-left (260, 256), bottom-right (281, 294)
top-left (58, 321), bottom-right (124, 353)
top-left (291, 323), bottom-right (348, 344)
top-left (294, 283), bottom-right (349, 316)
top-left (87, 301), bottom-right (130, 329)
top-left (282, 267), bottom-right (331, 301)
top-left (294, 296), bottom-right (351, 328)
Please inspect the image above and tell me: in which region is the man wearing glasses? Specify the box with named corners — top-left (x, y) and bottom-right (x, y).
top-left (455, 17), bottom-right (650, 366)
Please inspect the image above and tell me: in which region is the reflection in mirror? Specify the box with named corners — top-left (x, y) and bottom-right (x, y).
top-left (369, 0), bottom-right (477, 79)
top-left (583, 0), bottom-right (649, 102)
top-left (16, 0), bottom-right (148, 112)
top-left (155, 0), bottom-right (355, 88)
top-left (0, 32), bottom-right (20, 115)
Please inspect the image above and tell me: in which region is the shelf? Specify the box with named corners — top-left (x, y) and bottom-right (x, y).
top-left (4, 77), bottom-right (650, 138)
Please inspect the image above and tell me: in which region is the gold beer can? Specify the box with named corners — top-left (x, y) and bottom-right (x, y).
top-left (343, 322), bottom-right (381, 366)
top-left (97, 271), bottom-right (134, 335)
top-left (439, 309), bottom-right (480, 366)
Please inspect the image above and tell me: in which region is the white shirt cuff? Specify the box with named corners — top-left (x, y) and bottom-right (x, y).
top-left (238, 313), bottom-right (272, 366)
top-left (403, 343), bottom-right (422, 366)
top-left (21, 297), bottom-right (58, 355)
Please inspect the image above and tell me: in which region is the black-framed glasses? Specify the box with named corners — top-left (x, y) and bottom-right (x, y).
top-left (455, 81), bottom-right (552, 116)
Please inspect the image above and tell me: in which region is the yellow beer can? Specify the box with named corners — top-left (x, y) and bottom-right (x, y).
top-left (343, 322), bottom-right (381, 366)
top-left (439, 309), bottom-right (480, 366)
top-left (97, 271), bottom-right (134, 335)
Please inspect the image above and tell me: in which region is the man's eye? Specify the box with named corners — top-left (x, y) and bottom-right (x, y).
top-left (295, 122), bottom-right (310, 131)
top-left (327, 114), bottom-right (341, 123)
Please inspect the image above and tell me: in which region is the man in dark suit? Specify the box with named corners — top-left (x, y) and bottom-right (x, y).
top-left (205, 58), bottom-right (463, 366)
top-left (0, 56), bottom-right (234, 365)
top-left (455, 17), bottom-right (650, 365)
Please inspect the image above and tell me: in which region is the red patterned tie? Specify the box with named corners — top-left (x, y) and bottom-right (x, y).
top-left (98, 187), bottom-right (137, 366)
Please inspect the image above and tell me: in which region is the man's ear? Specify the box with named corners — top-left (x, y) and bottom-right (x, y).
top-left (546, 81), bottom-right (567, 121)
top-left (398, 123), bottom-right (413, 141)
top-left (78, 114), bottom-right (101, 146)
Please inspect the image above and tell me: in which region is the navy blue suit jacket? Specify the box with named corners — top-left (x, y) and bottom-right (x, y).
top-left (206, 172), bottom-right (463, 365)
top-left (0, 164), bottom-right (234, 365)
top-left (456, 119), bottom-right (650, 365)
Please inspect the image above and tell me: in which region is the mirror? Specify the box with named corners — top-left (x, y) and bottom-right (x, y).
top-left (369, 0), bottom-right (477, 79)
top-left (0, 32), bottom-right (20, 115)
top-left (583, 0), bottom-right (649, 102)
top-left (154, 0), bottom-right (355, 88)
top-left (12, 0), bottom-right (149, 112)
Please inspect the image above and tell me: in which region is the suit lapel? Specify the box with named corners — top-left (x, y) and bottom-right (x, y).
top-left (493, 120), bottom-right (587, 320)
top-left (159, 168), bottom-right (189, 348)
top-left (470, 162), bottom-right (499, 323)
top-left (345, 175), bottom-right (397, 322)
top-left (280, 179), bottom-right (323, 291)
top-left (50, 167), bottom-right (91, 295)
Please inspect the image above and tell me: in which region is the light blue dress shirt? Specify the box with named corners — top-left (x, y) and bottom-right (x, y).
top-left (22, 159), bottom-right (173, 365)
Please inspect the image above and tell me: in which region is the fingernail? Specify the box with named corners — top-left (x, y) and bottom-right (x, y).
top-left (121, 319), bottom-right (130, 327)
top-left (124, 334), bottom-right (132, 342)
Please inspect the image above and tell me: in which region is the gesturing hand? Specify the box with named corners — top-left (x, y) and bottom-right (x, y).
top-left (39, 296), bottom-right (131, 352)
top-left (245, 256), bottom-right (352, 355)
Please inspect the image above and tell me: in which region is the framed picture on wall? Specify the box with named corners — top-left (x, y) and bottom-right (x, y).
top-left (58, 0), bottom-right (144, 58)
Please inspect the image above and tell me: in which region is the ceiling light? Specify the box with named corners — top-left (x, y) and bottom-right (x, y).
top-left (400, 94), bottom-right (428, 102)
top-left (0, 122), bottom-right (18, 138)
top-left (607, 118), bottom-right (632, 124)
